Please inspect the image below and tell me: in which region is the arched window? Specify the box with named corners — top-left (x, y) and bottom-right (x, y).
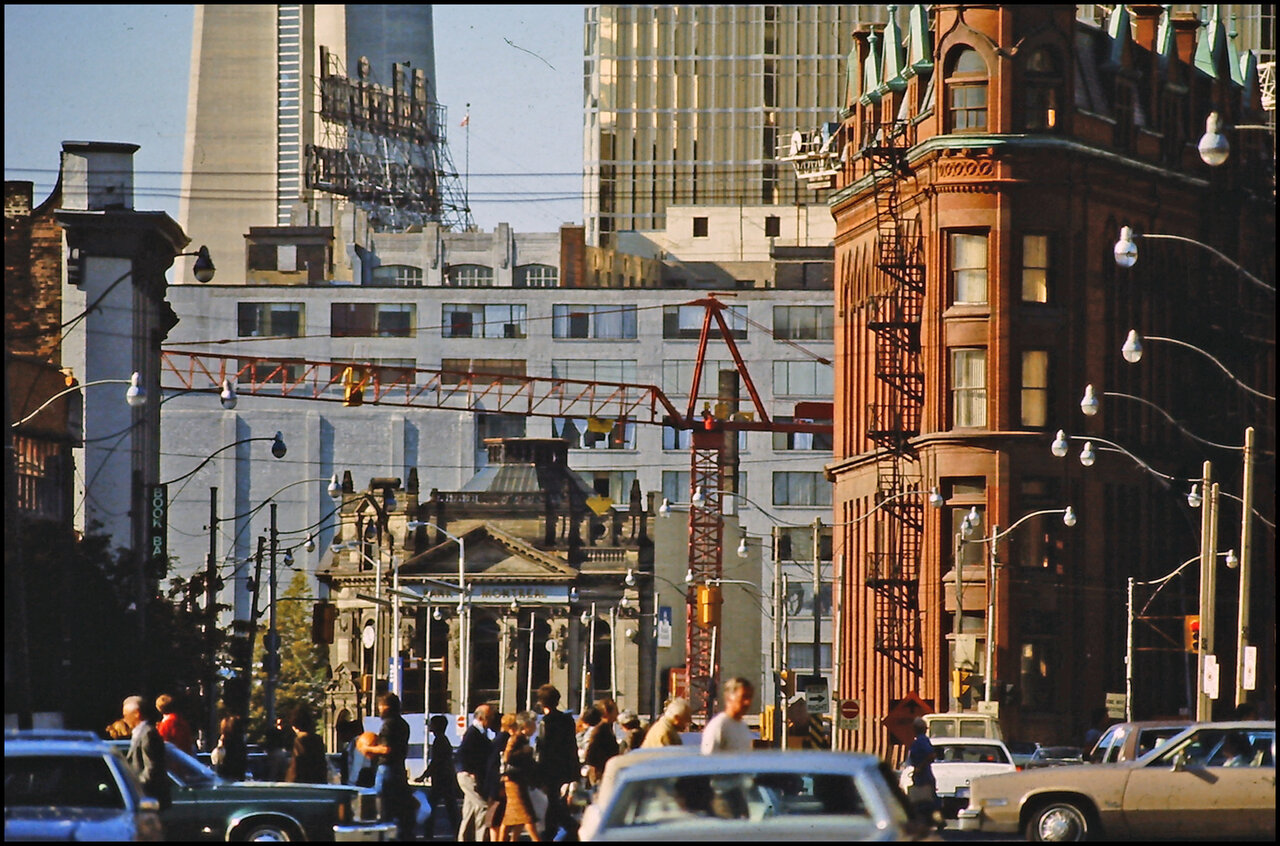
top-left (946, 47), bottom-right (988, 132)
top-left (1023, 48), bottom-right (1062, 131)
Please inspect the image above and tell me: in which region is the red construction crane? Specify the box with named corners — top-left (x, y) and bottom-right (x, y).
top-left (161, 294), bottom-right (831, 715)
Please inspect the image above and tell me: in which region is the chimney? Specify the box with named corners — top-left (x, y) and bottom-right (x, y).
top-left (850, 30), bottom-right (872, 108)
top-left (1171, 13), bottom-right (1201, 67)
top-left (1129, 5), bottom-right (1164, 53)
top-left (59, 141), bottom-right (139, 211)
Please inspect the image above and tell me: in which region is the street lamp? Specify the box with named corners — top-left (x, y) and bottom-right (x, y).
top-left (9, 373), bottom-right (146, 429)
top-left (961, 507), bottom-right (1076, 703)
top-left (1121, 330), bottom-right (1274, 402)
top-left (1196, 111), bottom-right (1275, 168)
top-left (1113, 225), bottom-right (1275, 294)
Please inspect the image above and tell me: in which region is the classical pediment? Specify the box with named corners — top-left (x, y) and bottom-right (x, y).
top-left (398, 522), bottom-right (577, 582)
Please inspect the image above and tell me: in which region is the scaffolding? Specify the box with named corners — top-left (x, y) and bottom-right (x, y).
top-left (307, 47), bottom-right (472, 231)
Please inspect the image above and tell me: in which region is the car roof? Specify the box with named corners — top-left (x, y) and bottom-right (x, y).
top-left (5, 731), bottom-right (119, 756)
top-left (929, 736), bottom-right (1008, 745)
top-left (609, 749), bottom-right (881, 781)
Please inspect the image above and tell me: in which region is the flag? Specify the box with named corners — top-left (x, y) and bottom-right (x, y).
top-left (460, 113), bottom-right (470, 127)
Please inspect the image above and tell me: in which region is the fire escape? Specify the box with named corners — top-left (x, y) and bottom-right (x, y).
top-left (861, 120), bottom-right (926, 676)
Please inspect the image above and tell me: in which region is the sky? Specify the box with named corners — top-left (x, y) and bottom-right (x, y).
top-left (3, 4), bottom-right (586, 235)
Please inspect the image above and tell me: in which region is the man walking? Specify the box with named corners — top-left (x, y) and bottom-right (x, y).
top-left (533, 684), bottom-right (578, 840)
top-left (907, 716), bottom-right (942, 830)
top-left (641, 698), bottom-right (692, 748)
top-left (362, 692), bottom-right (412, 838)
top-left (456, 702), bottom-right (494, 840)
top-left (700, 677), bottom-right (755, 753)
top-left (122, 695), bottom-right (171, 808)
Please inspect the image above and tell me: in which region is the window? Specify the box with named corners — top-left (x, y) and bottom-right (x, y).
top-left (239, 359), bottom-right (305, 389)
top-left (1023, 48), bottom-right (1062, 131)
top-left (662, 426), bottom-right (692, 451)
top-left (777, 527), bottom-right (833, 562)
top-left (662, 470), bottom-right (690, 505)
top-left (330, 358), bottom-right (417, 386)
top-left (663, 304), bottom-right (746, 340)
top-left (516, 264), bottom-right (559, 288)
top-left (448, 264), bottom-right (494, 287)
top-left (786, 644), bottom-right (833, 673)
top-left (248, 243), bottom-right (278, 271)
top-left (551, 416), bottom-right (636, 450)
top-left (947, 47), bottom-right (988, 132)
top-left (772, 416), bottom-right (834, 451)
top-left (1020, 351), bottom-right (1050, 427)
top-left (764, 215), bottom-right (781, 237)
top-left (783, 576), bottom-right (832, 621)
top-left (331, 303), bottom-right (415, 337)
top-left (439, 358), bottom-right (526, 385)
top-left (772, 471), bottom-right (831, 506)
top-left (1011, 477), bottom-right (1065, 569)
top-left (551, 359), bottom-right (636, 383)
top-left (773, 305), bottom-right (833, 340)
top-left (238, 302), bottom-right (304, 337)
top-left (1021, 234), bottom-right (1050, 303)
top-left (662, 359), bottom-right (734, 397)
top-left (951, 349), bottom-right (987, 427)
top-left (950, 233), bottom-right (988, 305)
top-left (371, 264), bottom-right (423, 286)
top-left (552, 304), bottom-right (637, 339)
top-left (442, 304), bottom-right (527, 339)
top-left (773, 360), bottom-right (833, 396)
top-left (589, 470), bottom-right (637, 504)
top-left (693, 216), bottom-right (709, 237)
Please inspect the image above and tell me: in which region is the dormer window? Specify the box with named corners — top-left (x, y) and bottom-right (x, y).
top-left (946, 47), bottom-right (988, 133)
top-left (1023, 48), bottom-right (1062, 131)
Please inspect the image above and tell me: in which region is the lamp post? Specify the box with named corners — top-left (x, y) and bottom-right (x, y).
top-left (963, 508), bottom-right (1077, 704)
top-left (1113, 225), bottom-right (1274, 295)
top-left (1195, 111), bottom-right (1276, 168)
top-left (9, 373), bottom-right (146, 430)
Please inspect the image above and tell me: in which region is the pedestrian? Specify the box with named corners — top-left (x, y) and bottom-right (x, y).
top-left (426, 714), bottom-right (462, 838)
top-left (497, 711), bottom-right (540, 842)
top-left (262, 716), bottom-right (293, 781)
top-left (362, 692), bottom-right (413, 839)
top-left (1082, 706), bottom-right (1108, 751)
top-left (121, 695), bottom-right (171, 809)
top-left (617, 711), bottom-right (644, 753)
top-left (155, 693), bottom-right (197, 755)
top-left (285, 704), bottom-right (328, 784)
top-left (575, 704), bottom-right (601, 764)
top-left (906, 716), bottom-right (942, 830)
top-left (212, 713), bottom-right (248, 781)
top-left (583, 699), bottom-right (620, 785)
top-left (484, 712), bottom-right (516, 841)
top-left (334, 717), bottom-right (363, 786)
top-left (701, 677), bottom-right (755, 753)
top-left (456, 702), bottom-right (495, 840)
top-left (533, 684), bottom-right (578, 841)
top-left (641, 697), bottom-right (692, 748)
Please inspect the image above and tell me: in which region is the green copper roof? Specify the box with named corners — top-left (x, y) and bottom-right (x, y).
top-left (906, 4), bottom-right (933, 73)
top-left (861, 29), bottom-right (882, 105)
top-left (879, 6), bottom-right (907, 94)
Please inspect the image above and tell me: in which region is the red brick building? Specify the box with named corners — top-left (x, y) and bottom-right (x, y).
top-left (827, 5), bottom-right (1274, 754)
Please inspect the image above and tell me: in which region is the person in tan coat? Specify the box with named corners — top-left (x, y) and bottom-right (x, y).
top-left (640, 697), bottom-right (692, 748)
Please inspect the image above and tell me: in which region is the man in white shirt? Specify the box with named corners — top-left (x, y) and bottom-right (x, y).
top-left (700, 677), bottom-right (755, 753)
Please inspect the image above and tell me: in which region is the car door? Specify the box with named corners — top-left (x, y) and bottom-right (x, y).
top-left (1120, 728), bottom-right (1276, 839)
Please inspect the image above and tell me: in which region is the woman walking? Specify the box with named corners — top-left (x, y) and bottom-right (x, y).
top-left (497, 711), bottom-right (540, 842)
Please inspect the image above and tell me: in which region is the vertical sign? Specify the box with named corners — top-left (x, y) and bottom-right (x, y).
top-left (1242, 646), bottom-right (1257, 690)
top-left (147, 484), bottom-right (168, 569)
top-left (657, 606), bottom-right (672, 647)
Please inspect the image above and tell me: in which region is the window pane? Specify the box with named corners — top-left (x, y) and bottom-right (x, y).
top-left (951, 234), bottom-right (988, 304)
top-left (1021, 234), bottom-right (1049, 302)
top-left (1021, 350), bottom-right (1049, 427)
top-left (952, 349), bottom-right (987, 427)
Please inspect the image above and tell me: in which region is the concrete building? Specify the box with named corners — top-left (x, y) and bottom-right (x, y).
top-left (825, 4), bottom-right (1274, 757)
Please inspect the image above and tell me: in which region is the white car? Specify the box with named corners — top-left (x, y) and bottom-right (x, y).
top-left (899, 736), bottom-right (1017, 818)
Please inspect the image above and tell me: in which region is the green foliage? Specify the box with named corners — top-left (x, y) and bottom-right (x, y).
top-left (248, 571), bottom-right (330, 742)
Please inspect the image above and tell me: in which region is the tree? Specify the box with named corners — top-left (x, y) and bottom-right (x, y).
top-left (248, 571), bottom-right (329, 741)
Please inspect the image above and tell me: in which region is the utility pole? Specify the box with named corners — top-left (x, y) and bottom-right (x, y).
top-left (811, 517), bottom-right (823, 687)
top-left (265, 503), bottom-right (280, 731)
top-left (205, 487), bottom-right (219, 749)
top-left (1196, 460), bottom-right (1218, 720)
top-left (772, 526), bottom-right (783, 746)
top-left (1234, 427), bottom-right (1255, 708)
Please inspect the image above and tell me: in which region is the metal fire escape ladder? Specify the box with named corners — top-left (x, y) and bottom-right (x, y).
top-left (861, 120), bottom-right (926, 676)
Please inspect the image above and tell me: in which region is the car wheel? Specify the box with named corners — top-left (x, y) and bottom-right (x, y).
top-left (238, 821), bottom-right (296, 842)
top-left (1026, 800), bottom-right (1092, 842)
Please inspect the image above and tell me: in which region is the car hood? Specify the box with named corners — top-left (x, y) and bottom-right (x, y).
top-left (4, 806), bottom-right (161, 841)
top-left (968, 761), bottom-right (1136, 799)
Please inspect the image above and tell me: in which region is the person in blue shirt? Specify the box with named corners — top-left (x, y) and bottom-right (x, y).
top-left (906, 716), bottom-right (942, 829)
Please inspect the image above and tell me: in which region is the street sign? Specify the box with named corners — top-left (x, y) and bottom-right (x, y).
top-left (881, 691), bottom-right (933, 745)
top-left (1105, 692), bottom-right (1126, 719)
top-left (836, 699), bottom-right (860, 731)
top-left (977, 699), bottom-right (1000, 718)
top-left (1204, 654), bottom-right (1220, 700)
top-left (1243, 646), bottom-right (1257, 690)
top-left (657, 606), bottom-right (672, 648)
top-left (805, 679), bottom-right (830, 715)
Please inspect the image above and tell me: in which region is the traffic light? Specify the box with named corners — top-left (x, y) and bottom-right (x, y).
top-left (695, 584), bottom-right (722, 628)
top-left (777, 669), bottom-right (795, 697)
top-left (342, 366), bottom-right (367, 407)
top-left (952, 669), bottom-right (975, 707)
top-left (1185, 615), bottom-right (1201, 652)
top-left (312, 601), bottom-right (337, 644)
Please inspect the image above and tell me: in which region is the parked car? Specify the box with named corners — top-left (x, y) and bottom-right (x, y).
top-left (1085, 718), bottom-right (1190, 764)
top-left (1005, 740), bottom-right (1041, 770)
top-left (1025, 746), bottom-right (1085, 768)
top-left (922, 712), bottom-right (1003, 740)
top-left (579, 749), bottom-right (937, 841)
top-left (5, 729), bottom-right (164, 841)
top-left (195, 748), bottom-right (342, 784)
top-left (109, 740), bottom-right (397, 841)
top-left (957, 720), bottom-right (1275, 841)
top-left (898, 736), bottom-right (1017, 819)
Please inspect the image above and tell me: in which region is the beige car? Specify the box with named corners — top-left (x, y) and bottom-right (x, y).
top-left (957, 721), bottom-right (1275, 841)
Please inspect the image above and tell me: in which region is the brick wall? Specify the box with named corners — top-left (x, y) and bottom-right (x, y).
top-left (5, 180), bottom-right (64, 365)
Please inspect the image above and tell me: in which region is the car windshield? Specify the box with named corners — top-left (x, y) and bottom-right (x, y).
top-left (5, 754), bottom-right (126, 809)
top-left (606, 770), bottom-right (871, 829)
top-left (937, 744), bottom-right (1010, 764)
top-left (163, 744), bottom-right (220, 787)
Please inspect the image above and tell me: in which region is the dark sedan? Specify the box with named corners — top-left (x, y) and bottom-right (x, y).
top-left (109, 741), bottom-right (396, 841)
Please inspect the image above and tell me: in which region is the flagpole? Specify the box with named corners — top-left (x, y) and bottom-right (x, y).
top-left (463, 102), bottom-right (471, 227)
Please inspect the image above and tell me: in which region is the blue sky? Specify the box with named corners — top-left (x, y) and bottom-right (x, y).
top-left (3, 4), bottom-right (585, 234)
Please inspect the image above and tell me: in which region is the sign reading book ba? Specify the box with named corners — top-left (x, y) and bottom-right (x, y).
top-left (147, 484), bottom-right (168, 569)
